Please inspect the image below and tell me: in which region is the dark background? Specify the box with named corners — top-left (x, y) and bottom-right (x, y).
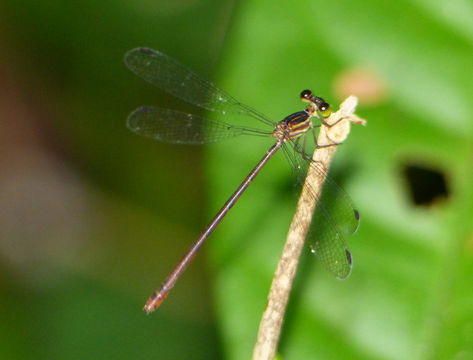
top-left (1, 1), bottom-right (472, 359)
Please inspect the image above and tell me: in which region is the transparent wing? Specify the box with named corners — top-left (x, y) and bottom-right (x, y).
top-left (291, 140), bottom-right (359, 236)
top-left (308, 200), bottom-right (354, 279)
top-left (307, 161), bottom-right (359, 279)
top-left (127, 106), bottom-right (271, 145)
top-left (318, 170), bottom-right (360, 237)
top-left (124, 47), bottom-right (274, 126)
top-left (288, 141), bottom-right (359, 279)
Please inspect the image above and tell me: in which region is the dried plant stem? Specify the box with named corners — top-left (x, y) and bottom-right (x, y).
top-left (252, 96), bottom-right (365, 360)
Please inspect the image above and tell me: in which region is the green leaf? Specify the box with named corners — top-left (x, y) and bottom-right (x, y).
top-left (208, 1), bottom-right (473, 359)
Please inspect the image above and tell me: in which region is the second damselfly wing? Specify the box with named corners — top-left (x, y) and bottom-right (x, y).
top-left (125, 47), bottom-right (359, 312)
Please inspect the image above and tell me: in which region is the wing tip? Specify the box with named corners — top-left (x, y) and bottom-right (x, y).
top-left (335, 249), bottom-right (353, 279)
top-left (354, 209), bottom-right (360, 221)
top-left (126, 106), bottom-right (156, 131)
top-left (124, 47), bottom-right (157, 67)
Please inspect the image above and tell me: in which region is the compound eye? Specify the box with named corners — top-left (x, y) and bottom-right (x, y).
top-left (300, 89), bottom-right (313, 101)
top-left (318, 102), bottom-right (332, 118)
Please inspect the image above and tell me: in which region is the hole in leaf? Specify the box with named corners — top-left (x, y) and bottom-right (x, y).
top-left (402, 163), bottom-right (449, 206)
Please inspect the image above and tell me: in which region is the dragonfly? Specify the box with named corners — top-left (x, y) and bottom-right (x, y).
top-left (124, 47), bottom-right (360, 313)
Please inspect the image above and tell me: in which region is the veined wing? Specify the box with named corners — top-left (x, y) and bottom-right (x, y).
top-left (308, 201), bottom-right (354, 279)
top-left (288, 144), bottom-right (359, 279)
top-left (307, 161), bottom-right (359, 279)
top-left (124, 48), bottom-right (273, 126)
top-left (127, 106), bottom-right (270, 145)
top-left (290, 140), bottom-right (360, 237)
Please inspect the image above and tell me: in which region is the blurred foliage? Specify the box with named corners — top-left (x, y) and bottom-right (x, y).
top-left (0, 0), bottom-right (472, 360)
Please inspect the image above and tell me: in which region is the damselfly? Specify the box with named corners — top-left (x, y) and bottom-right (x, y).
top-left (125, 48), bottom-right (359, 313)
